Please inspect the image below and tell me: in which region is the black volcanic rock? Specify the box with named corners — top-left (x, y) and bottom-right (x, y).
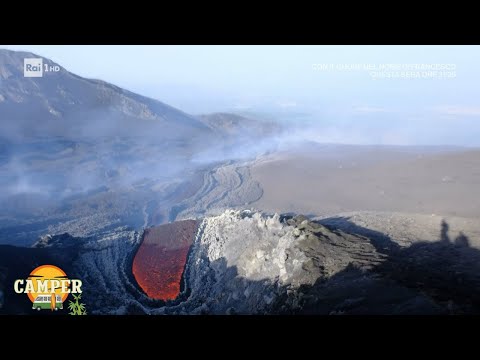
top-left (33, 232), bottom-right (81, 248)
top-left (0, 244), bottom-right (78, 314)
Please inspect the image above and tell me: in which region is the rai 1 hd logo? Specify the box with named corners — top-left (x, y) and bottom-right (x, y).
top-left (14, 265), bottom-right (87, 315)
top-left (23, 58), bottom-right (60, 77)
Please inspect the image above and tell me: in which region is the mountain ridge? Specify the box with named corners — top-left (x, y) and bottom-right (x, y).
top-left (0, 49), bottom-right (213, 141)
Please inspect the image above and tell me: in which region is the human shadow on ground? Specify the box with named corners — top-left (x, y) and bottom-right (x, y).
top-left (171, 216), bottom-right (480, 315)
top-left (3, 216), bottom-right (479, 315)
top-left (301, 217), bottom-right (480, 314)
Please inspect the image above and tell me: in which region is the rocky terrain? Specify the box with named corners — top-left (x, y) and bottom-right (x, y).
top-left (2, 146), bottom-right (480, 314)
top-left (160, 210), bottom-right (480, 315)
top-left (1, 49), bottom-right (480, 315)
top-left (0, 49), bottom-right (276, 247)
top-left (4, 207), bottom-right (479, 315)
top-left (174, 161), bottom-right (263, 220)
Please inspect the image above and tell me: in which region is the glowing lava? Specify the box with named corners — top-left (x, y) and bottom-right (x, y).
top-left (132, 220), bottom-right (198, 301)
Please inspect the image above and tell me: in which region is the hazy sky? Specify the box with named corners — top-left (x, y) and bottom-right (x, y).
top-left (2, 45), bottom-right (480, 146)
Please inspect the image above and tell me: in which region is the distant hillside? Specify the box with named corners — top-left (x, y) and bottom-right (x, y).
top-left (0, 49), bottom-right (213, 141)
top-left (198, 112), bottom-right (281, 140)
top-left (0, 50), bottom-right (284, 240)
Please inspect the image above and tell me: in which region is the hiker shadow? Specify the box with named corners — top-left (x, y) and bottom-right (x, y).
top-left (189, 218), bottom-right (480, 314)
top-left (313, 217), bottom-right (480, 314)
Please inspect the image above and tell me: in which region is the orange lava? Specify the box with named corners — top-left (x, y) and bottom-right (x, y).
top-left (132, 220), bottom-right (198, 301)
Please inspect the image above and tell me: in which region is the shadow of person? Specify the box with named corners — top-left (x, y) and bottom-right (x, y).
top-left (308, 217), bottom-right (480, 314)
top-left (440, 219), bottom-right (450, 243)
top-left (170, 218), bottom-right (480, 315)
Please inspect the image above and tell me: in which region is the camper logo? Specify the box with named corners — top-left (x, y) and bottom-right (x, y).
top-left (14, 265), bottom-right (85, 314)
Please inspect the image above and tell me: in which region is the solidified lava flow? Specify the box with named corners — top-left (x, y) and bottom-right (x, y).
top-left (132, 220), bottom-right (199, 301)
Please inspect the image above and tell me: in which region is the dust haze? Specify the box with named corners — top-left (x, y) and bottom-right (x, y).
top-left (3, 47), bottom-right (480, 315)
top-left (0, 47), bottom-right (478, 247)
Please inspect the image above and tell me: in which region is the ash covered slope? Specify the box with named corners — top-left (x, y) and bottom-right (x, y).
top-left (193, 113), bottom-right (284, 162)
top-left (0, 49), bottom-right (212, 141)
top-left (0, 50), bottom-right (271, 246)
top-left (4, 210), bottom-right (480, 315)
top-left (169, 210), bottom-right (480, 315)
top-left (168, 211), bottom-right (398, 314)
top-left (0, 226), bottom-right (143, 315)
top-left (199, 113), bottom-right (280, 140)
top-left (0, 232), bottom-right (80, 314)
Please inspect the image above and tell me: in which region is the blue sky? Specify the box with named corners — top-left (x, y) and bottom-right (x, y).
top-left (2, 45), bottom-right (480, 146)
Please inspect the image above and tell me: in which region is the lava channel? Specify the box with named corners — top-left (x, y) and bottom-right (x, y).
top-left (132, 220), bottom-right (199, 301)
